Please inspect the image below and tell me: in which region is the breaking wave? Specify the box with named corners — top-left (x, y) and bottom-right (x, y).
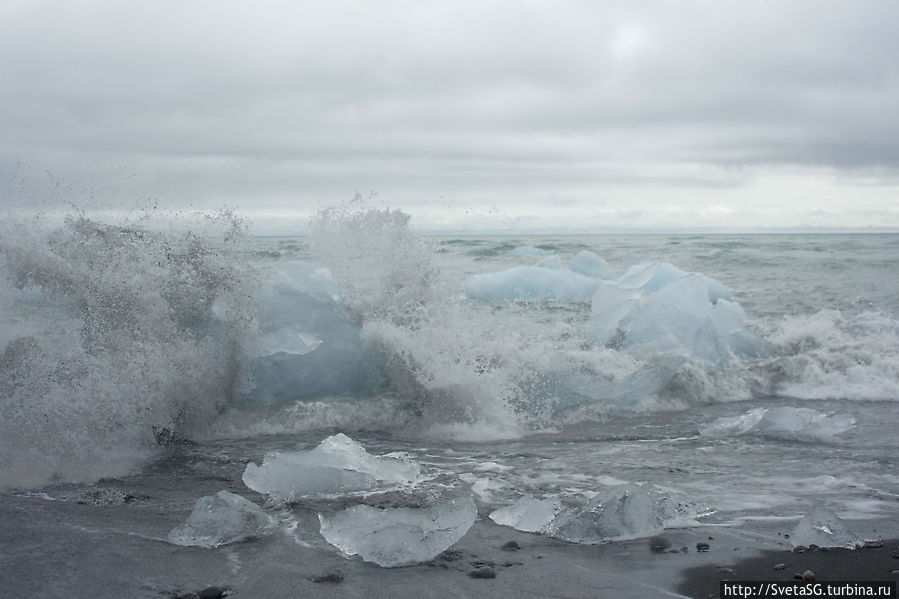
top-left (2, 201), bottom-right (898, 488)
top-left (0, 209), bottom-right (254, 487)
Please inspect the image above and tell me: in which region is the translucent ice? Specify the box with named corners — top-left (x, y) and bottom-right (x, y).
top-left (238, 261), bottom-right (384, 404)
top-left (548, 483), bottom-right (707, 543)
top-left (590, 269), bottom-right (764, 363)
top-left (242, 433), bottom-right (421, 502)
top-left (464, 266), bottom-right (599, 302)
top-left (318, 496), bottom-right (477, 567)
top-left (536, 254), bottom-right (563, 269)
top-left (489, 484), bottom-right (708, 543)
top-left (790, 508), bottom-right (863, 549)
top-left (703, 407), bottom-right (855, 442)
top-left (569, 250), bottom-right (617, 280)
top-left (167, 490), bottom-right (274, 548)
top-left (616, 261), bottom-right (732, 301)
top-left (489, 497), bottom-right (562, 533)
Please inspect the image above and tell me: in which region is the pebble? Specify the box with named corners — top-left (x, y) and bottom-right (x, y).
top-left (773, 564), bottom-right (786, 571)
top-left (696, 542), bottom-right (710, 552)
top-left (802, 570), bottom-right (815, 581)
top-left (469, 566), bottom-right (497, 579)
top-left (501, 541), bottom-right (520, 552)
top-left (311, 573), bottom-right (343, 584)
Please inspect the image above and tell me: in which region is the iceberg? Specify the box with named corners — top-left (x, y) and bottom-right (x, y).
top-left (242, 433), bottom-right (421, 502)
top-left (790, 508), bottom-right (863, 549)
top-left (167, 490), bottom-right (274, 548)
top-left (569, 251), bottom-right (617, 280)
top-left (318, 496), bottom-right (477, 567)
top-left (489, 496), bottom-right (562, 533)
top-left (703, 407), bottom-right (855, 442)
top-left (589, 264), bottom-right (764, 364)
top-left (464, 266), bottom-right (599, 302)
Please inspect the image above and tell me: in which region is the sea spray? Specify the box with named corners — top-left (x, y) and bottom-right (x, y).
top-left (311, 202), bottom-right (526, 438)
top-left (0, 209), bottom-right (255, 488)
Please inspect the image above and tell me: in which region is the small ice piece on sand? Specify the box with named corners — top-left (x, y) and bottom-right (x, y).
top-left (318, 496), bottom-right (477, 567)
top-left (242, 433), bottom-right (421, 502)
top-left (790, 508), bottom-right (863, 549)
top-left (167, 490), bottom-right (274, 548)
top-left (548, 483), bottom-right (708, 543)
top-left (489, 497), bottom-right (562, 533)
top-left (754, 407), bottom-right (855, 442)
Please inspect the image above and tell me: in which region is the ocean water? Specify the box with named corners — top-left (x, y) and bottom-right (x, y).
top-left (2, 206), bottom-right (898, 597)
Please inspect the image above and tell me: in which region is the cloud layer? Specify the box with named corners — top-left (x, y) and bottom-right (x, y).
top-left (2, 0), bottom-right (898, 231)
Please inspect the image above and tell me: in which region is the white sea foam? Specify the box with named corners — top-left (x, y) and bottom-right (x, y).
top-left (0, 210), bottom-right (254, 489)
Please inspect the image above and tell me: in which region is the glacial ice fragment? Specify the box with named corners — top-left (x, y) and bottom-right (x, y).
top-left (790, 508), bottom-right (863, 549)
top-left (238, 261), bottom-right (384, 404)
top-left (703, 407), bottom-right (855, 442)
top-left (569, 250), bottom-right (617, 280)
top-left (589, 268), bottom-right (764, 363)
top-left (242, 433), bottom-right (421, 502)
top-left (167, 490), bottom-right (274, 548)
top-left (548, 483), bottom-right (707, 543)
top-left (489, 484), bottom-right (708, 543)
top-left (464, 266), bottom-right (599, 302)
top-left (318, 496), bottom-right (477, 567)
top-left (489, 497), bottom-right (562, 533)
top-left (616, 261), bottom-right (732, 301)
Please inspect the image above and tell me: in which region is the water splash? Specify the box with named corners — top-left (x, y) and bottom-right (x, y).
top-left (0, 208), bottom-right (254, 488)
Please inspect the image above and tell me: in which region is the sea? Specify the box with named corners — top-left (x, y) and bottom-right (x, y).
top-left (1, 205), bottom-right (898, 597)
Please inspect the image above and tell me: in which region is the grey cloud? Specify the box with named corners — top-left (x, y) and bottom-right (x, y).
top-left (1, 0), bottom-right (898, 229)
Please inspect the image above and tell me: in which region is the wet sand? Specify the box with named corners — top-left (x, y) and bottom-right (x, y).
top-left (678, 540), bottom-right (899, 599)
top-left (4, 485), bottom-right (897, 599)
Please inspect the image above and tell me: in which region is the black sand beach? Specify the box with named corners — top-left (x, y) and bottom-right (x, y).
top-left (5, 478), bottom-right (897, 599)
top-left (678, 540), bottom-right (899, 599)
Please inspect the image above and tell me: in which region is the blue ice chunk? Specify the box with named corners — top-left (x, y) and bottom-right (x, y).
top-left (242, 433), bottom-right (421, 501)
top-left (569, 251), bottom-right (618, 280)
top-left (616, 262), bottom-right (732, 302)
top-left (167, 490), bottom-right (274, 548)
top-left (465, 266), bottom-right (599, 302)
top-left (318, 496), bottom-right (477, 567)
top-left (237, 261), bottom-right (384, 404)
top-left (590, 271), bottom-right (765, 363)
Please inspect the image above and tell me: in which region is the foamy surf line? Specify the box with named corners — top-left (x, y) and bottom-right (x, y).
top-left (2, 205), bottom-right (899, 490)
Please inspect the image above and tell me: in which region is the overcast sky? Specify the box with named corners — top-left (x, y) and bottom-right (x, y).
top-left (2, 0), bottom-right (898, 233)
